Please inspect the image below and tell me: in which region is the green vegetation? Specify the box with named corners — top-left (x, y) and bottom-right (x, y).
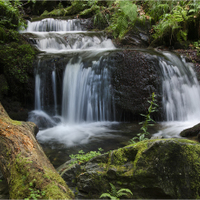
top-left (106, 1), bottom-right (138, 39)
top-left (144, 0), bottom-right (200, 45)
top-left (24, 179), bottom-right (46, 200)
top-left (193, 40), bottom-right (200, 56)
top-left (69, 148), bottom-right (104, 164)
top-left (0, 0), bottom-right (37, 107)
top-left (129, 93), bottom-right (158, 144)
top-left (100, 183), bottom-right (133, 200)
top-left (41, 0), bottom-right (200, 46)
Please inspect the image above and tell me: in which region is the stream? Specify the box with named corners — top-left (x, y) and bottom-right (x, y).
top-left (21, 18), bottom-right (200, 168)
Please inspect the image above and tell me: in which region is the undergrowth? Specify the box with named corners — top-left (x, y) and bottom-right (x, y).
top-left (69, 148), bottom-right (104, 165)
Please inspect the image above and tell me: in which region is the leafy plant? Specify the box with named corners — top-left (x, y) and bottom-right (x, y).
top-left (144, 0), bottom-right (200, 45)
top-left (69, 148), bottom-right (103, 164)
top-left (24, 179), bottom-right (46, 200)
top-left (193, 40), bottom-right (200, 56)
top-left (100, 183), bottom-right (133, 200)
top-left (0, 0), bottom-right (27, 30)
top-left (107, 1), bottom-right (138, 39)
top-left (129, 92), bottom-right (158, 144)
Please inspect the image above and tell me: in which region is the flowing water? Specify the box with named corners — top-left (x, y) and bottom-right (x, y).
top-left (153, 53), bottom-right (200, 138)
top-left (23, 18), bottom-right (200, 166)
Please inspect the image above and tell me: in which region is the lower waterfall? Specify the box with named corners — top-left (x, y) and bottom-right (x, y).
top-left (154, 52), bottom-right (200, 138)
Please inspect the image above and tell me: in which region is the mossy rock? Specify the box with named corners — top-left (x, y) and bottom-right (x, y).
top-left (59, 138), bottom-right (200, 199)
top-left (79, 5), bottom-right (100, 18)
top-left (180, 123), bottom-right (200, 137)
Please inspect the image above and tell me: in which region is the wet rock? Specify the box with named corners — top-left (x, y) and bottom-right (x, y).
top-left (180, 123), bottom-right (200, 137)
top-left (58, 138), bottom-right (200, 199)
top-left (111, 50), bottom-right (162, 121)
top-left (119, 20), bottom-right (151, 48)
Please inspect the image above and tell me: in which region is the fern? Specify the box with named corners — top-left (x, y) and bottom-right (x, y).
top-left (107, 1), bottom-right (138, 39)
top-left (100, 183), bottom-right (133, 200)
top-left (129, 93), bottom-right (158, 144)
top-left (152, 4), bottom-right (189, 44)
top-left (148, 1), bottom-right (200, 45)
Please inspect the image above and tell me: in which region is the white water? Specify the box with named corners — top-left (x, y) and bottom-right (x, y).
top-left (62, 58), bottom-right (113, 124)
top-left (154, 52), bottom-right (200, 138)
top-left (27, 18), bottom-right (117, 146)
top-left (22, 18), bottom-right (115, 53)
top-left (35, 74), bottom-right (41, 110)
top-left (25, 18), bottom-right (82, 32)
top-left (27, 18), bottom-right (200, 144)
top-left (52, 68), bottom-right (58, 116)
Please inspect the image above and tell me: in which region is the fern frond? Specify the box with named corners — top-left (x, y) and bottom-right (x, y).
top-left (110, 183), bottom-right (117, 196)
top-left (117, 188), bottom-right (133, 195)
top-left (100, 193), bottom-right (114, 199)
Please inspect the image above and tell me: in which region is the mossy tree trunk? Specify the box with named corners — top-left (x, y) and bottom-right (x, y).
top-left (0, 102), bottom-right (74, 199)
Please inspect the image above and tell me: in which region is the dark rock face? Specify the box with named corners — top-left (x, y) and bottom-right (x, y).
top-left (180, 123), bottom-right (200, 137)
top-left (119, 20), bottom-right (151, 48)
top-left (58, 139), bottom-right (200, 199)
top-left (111, 50), bottom-right (162, 121)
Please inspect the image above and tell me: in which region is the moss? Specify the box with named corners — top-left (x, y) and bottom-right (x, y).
top-left (8, 153), bottom-right (74, 199)
top-left (9, 156), bottom-right (32, 199)
top-left (64, 2), bottom-right (88, 16)
top-left (41, 8), bottom-right (66, 17)
top-left (79, 5), bottom-right (100, 18)
top-left (181, 143), bottom-right (200, 193)
top-left (42, 167), bottom-right (74, 199)
top-left (112, 148), bottom-right (128, 165)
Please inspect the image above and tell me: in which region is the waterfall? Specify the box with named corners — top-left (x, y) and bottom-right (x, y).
top-left (35, 74), bottom-right (41, 110)
top-left (25, 18), bottom-right (117, 146)
top-left (25, 18), bottom-right (200, 144)
top-left (154, 52), bottom-right (200, 138)
top-left (62, 57), bottom-right (112, 124)
top-left (25, 18), bottom-right (82, 32)
top-left (52, 66), bottom-right (57, 116)
top-left (160, 52), bottom-right (200, 121)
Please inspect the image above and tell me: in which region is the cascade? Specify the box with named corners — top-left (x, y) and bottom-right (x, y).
top-left (160, 52), bottom-right (200, 121)
top-left (26, 18), bottom-right (117, 146)
top-left (154, 52), bottom-right (200, 138)
top-left (24, 18), bottom-right (200, 147)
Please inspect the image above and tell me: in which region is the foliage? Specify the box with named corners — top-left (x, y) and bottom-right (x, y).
top-left (100, 183), bottom-right (133, 200)
top-left (69, 148), bottom-right (103, 164)
top-left (106, 1), bottom-right (138, 39)
top-left (0, 0), bottom-right (27, 30)
top-left (0, 42), bottom-right (36, 84)
top-left (144, 0), bottom-right (200, 45)
top-left (129, 93), bottom-right (158, 144)
top-left (24, 179), bottom-right (46, 200)
top-left (153, 5), bottom-right (188, 44)
top-left (193, 40), bottom-right (200, 56)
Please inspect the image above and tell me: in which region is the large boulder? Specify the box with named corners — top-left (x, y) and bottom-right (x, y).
top-left (111, 50), bottom-right (162, 121)
top-left (58, 138), bottom-right (200, 199)
top-left (180, 123), bottom-right (200, 137)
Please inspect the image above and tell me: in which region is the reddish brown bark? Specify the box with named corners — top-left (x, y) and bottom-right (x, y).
top-left (0, 103), bottom-right (74, 199)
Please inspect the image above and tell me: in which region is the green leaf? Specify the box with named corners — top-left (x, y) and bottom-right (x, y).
top-left (100, 193), bottom-right (114, 199)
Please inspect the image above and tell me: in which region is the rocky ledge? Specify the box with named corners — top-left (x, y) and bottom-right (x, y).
top-left (58, 138), bottom-right (200, 199)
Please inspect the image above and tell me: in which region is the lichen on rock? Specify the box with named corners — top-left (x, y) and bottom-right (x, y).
top-left (59, 138), bottom-right (200, 199)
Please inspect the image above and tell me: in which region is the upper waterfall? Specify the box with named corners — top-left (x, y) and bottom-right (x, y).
top-left (22, 18), bottom-right (116, 52)
top-left (24, 18), bottom-right (82, 32)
